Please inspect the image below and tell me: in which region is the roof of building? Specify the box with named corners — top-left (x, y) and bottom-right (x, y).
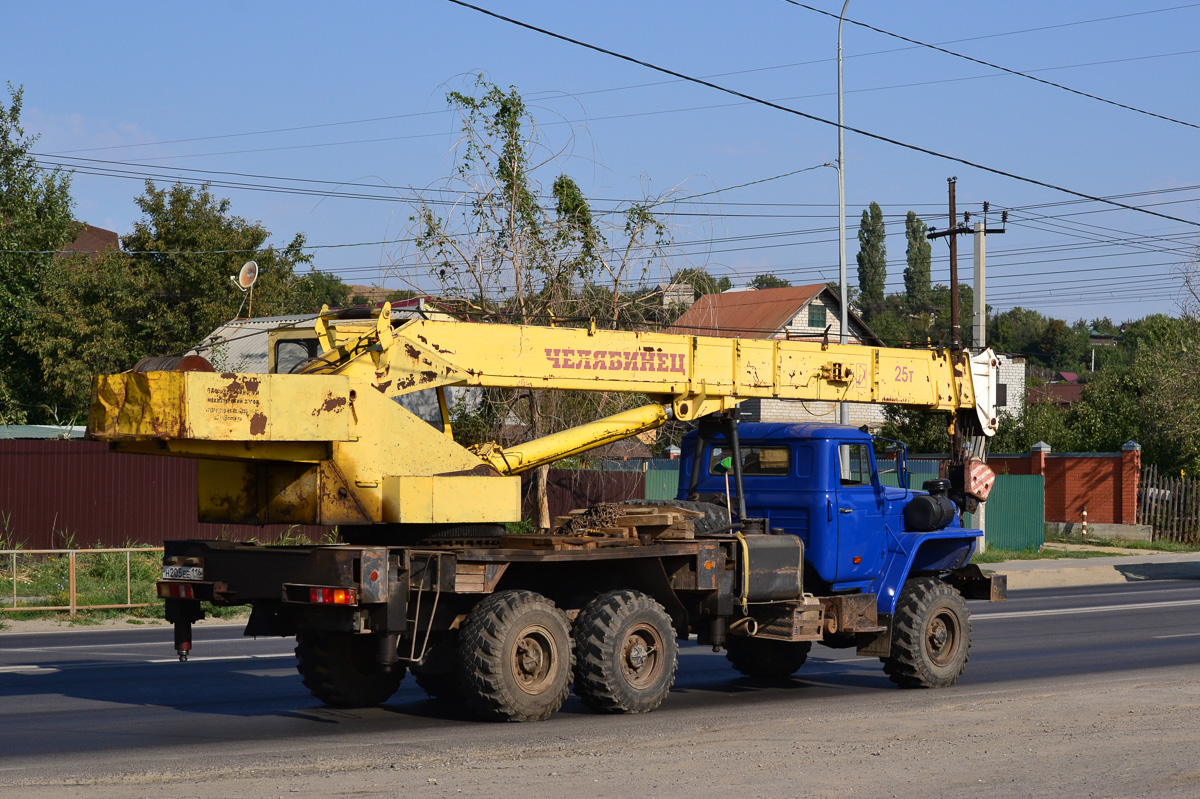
top-left (188, 299), bottom-right (452, 373)
top-left (60, 224), bottom-right (120, 258)
top-left (664, 284), bottom-right (883, 345)
top-left (1028, 383), bottom-right (1084, 405)
top-left (1058, 371), bottom-right (1080, 383)
top-left (0, 425), bottom-right (86, 439)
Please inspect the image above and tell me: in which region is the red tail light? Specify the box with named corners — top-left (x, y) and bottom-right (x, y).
top-left (157, 582), bottom-right (195, 599)
top-left (309, 587), bottom-right (356, 605)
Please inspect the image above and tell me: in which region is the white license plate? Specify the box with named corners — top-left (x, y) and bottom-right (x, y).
top-left (162, 565), bottom-right (204, 580)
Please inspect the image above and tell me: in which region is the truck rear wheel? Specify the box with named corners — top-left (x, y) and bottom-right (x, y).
top-left (572, 590), bottom-right (679, 714)
top-left (410, 638), bottom-right (461, 701)
top-left (882, 577), bottom-right (971, 688)
top-left (457, 590), bottom-right (573, 722)
top-left (295, 630), bottom-right (404, 708)
top-left (725, 636), bottom-right (811, 679)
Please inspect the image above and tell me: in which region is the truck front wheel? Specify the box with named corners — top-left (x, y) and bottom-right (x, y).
top-left (882, 577), bottom-right (971, 688)
top-left (725, 636), bottom-right (812, 679)
top-left (295, 630), bottom-right (405, 708)
top-left (457, 590), bottom-right (573, 722)
top-left (573, 590), bottom-right (679, 714)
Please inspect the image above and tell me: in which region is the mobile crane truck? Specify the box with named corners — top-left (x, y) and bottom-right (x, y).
top-left (88, 304), bottom-right (1005, 721)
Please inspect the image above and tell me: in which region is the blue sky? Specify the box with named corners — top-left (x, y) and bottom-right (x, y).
top-left (4, 0), bottom-right (1198, 325)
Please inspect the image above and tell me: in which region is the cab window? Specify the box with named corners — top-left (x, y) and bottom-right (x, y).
top-left (275, 340), bottom-right (318, 374)
top-left (708, 446), bottom-right (790, 476)
top-left (837, 443), bottom-right (873, 486)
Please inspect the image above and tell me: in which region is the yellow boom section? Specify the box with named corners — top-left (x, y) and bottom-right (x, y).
top-left (312, 316), bottom-right (987, 419)
top-left (88, 308), bottom-right (996, 528)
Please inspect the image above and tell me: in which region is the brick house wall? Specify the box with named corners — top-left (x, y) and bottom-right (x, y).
top-left (986, 442), bottom-right (1140, 524)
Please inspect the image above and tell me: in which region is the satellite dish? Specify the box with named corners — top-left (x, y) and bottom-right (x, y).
top-left (234, 261), bottom-right (258, 290)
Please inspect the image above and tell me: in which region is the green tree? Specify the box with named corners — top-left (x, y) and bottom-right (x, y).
top-left (855, 201), bottom-right (886, 315)
top-left (289, 270), bottom-right (350, 310)
top-left (750, 273), bottom-right (790, 290)
top-left (0, 84), bottom-right (76, 423)
top-left (24, 182), bottom-right (320, 412)
top-left (408, 78), bottom-right (673, 526)
top-left (673, 267), bottom-right (732, 298)
top-left (903, 211), bottom-right (931, 310)
top-left (988, 306), bottom-right (1049, 359)
top-left (24, 250), bottom-right (146, 416)
top-left (1038, 319), bottom-right (1088, 370)
top-left (120, 181), bottom-right (313, 356)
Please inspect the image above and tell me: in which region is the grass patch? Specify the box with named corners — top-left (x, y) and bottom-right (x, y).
top-left (1045, 533), bottom-right (1200, 553)
top-left (973, 547), bottom-right (1119, 563)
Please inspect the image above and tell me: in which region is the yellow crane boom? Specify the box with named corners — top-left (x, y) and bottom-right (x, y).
top-left (88, 305), bottom-right (998, 528)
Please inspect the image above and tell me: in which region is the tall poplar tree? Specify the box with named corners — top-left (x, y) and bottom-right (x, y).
top-left (903, 211), bottom-right (932, 310)
top-left (855, 201), bottom-right (886, 314)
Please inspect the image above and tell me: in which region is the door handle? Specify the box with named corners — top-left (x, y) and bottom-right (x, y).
top-left (839, 508), bottom-right (853, 514)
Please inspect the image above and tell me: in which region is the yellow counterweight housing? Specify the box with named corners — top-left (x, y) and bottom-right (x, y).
top-left (88, 307), bottom-right (997, 528)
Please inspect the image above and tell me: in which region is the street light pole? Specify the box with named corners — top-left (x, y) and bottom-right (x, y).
top-left (837, 0), bottom-right (850, 426)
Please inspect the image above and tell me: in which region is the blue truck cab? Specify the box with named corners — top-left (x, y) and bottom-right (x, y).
top-left (679, 423), bottom-right (984, 617)
top-left (679, 422), bottom-right (1003, 686)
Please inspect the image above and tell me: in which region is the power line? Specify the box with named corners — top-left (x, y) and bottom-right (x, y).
top-left (783, 1), bottom-right (1200, 131)
top-left (444, 1), bottom-right (1200, 229)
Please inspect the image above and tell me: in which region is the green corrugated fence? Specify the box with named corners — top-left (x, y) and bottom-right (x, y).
top-left (965, 474), bottom-right (1045, 550)
top-left (645, 468), bottom-right (681, 500)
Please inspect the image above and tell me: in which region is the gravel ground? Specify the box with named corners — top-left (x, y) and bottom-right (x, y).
top-left (3, 667), bottom-right (1199, 799)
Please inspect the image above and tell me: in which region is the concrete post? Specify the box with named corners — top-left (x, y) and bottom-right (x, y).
top-left (1031, 441), bottom-right (1051, 476)
top-left (1121, 441), bottom-right (1141, 525)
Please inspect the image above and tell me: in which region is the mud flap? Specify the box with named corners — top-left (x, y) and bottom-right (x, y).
top-left (946, 564), bottom-right (1007, 601)
top-left (855, 612), bottom-right (893, 657)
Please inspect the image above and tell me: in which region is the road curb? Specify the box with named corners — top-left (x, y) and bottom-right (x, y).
top-left (997, 557), bottom-right (1200, 590)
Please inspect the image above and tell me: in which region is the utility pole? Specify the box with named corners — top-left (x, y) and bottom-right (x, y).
top-left (927, 178), bottom-right (971, 350)
top-left (929, 183), bottom-right (1005, 552)
top-left (972, 202), bottom-right (1006, 349)
top-left (837, 0), bottom-right (850, 426)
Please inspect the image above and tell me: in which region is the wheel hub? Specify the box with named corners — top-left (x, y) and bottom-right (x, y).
top-left (511, 624), bottom-right (557, 695)
top-left (926, 611), bottom-right (958, 666)
top-left (621, 623), bottom-right (662, 688)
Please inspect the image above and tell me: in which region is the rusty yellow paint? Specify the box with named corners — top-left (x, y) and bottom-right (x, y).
top-left (90, 371), bottom-right (353, 443)
top-left (88, 311), bottom-right (996, 527)
top-left (382, 475), bottom-right (520, 524)
top-left (89, 372), bottom-right (189, 440)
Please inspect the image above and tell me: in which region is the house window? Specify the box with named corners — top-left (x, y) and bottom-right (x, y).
top-left (808, 303), bottom-right (827, 328)
top-left (997, 383), bottom-right (1008, 407)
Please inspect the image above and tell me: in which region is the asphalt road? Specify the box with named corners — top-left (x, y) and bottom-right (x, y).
top-left (2, 581), bottom-right (1200, 795)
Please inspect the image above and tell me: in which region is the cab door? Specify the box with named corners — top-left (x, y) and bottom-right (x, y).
top-left (833, 441), bottom-right (886, 584)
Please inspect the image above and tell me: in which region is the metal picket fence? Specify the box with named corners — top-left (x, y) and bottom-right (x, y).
top-left (0, 546), bottom-right (163, 616)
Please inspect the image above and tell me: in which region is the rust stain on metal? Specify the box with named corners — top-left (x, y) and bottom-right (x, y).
top-left (312, 394), bottom-right (347, 416)
top-left (248, 412), bottom-right (267, 436)
top-left (419, 370), bottom-right (438, 384)
top-left (398, 375), bottom-right (416, 389)
top-left (404, 343), bottom-right (421, 360)
top-left (374, 380), bottom-right (393, 393)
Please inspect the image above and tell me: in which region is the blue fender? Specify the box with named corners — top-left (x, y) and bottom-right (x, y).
top-left (868, 523), bottom-right (979, 616)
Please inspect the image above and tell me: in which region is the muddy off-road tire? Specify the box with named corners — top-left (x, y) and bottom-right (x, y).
top-left (457, 590), bottom-right (573, 722)
top-left (410, 638), bottom-right (461, 701)
top-left (882, 577), bottom-right (971, 688)
top-left (725, 636), bottom-right (812, 679)
top-left (573, 590), bottom-right (679, 714)
top-left (295, 630), bottom-right (404, 708)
